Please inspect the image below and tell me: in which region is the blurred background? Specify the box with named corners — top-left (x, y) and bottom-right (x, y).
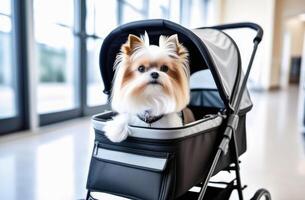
top-left (0, 0), bottom-right (305, 200)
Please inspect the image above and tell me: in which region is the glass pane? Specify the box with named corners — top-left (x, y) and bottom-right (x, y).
top-left (0, 0), bottom-right (12, 15)
top-left (0, 15), bottom-right (12, 32)
top-left (168, 0), bottom-right (180, 23)
top-left (0, 0), bottom-right (16, 119)
top-left (86, 0), bottom-right (117, 107)
top-left (86, 38), bottom-right (107, 106)
top-left (34, 0), bottom-right (78, 114)
top-left (125, 0), bottom-right (144, 8)
top-left (188, 0), bottom-right (207, 28)
top-left (121, 0), bottom-right (146, 24)
top-left (34, 0), bottom-right (74, 27)
top-left (148, 0), bottom-right (170, 19)
top-left (121, 0), bottom-right (179, 24)
top-left (85, 0), bottom-right (95, 35)
top-left (86, 0), bottom-right (118, 37)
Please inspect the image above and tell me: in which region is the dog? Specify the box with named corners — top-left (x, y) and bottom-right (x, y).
top-left (103, 32), bottom-right (194, 142)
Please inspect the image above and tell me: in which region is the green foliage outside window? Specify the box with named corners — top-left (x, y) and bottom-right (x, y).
top-left (38, 43), bottom-right (66, 83)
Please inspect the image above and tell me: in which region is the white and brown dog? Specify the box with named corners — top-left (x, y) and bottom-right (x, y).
top-left (103, 32), bottom-right (194, 142)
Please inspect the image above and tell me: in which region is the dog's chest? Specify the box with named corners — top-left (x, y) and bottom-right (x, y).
top-left (129, 113), bottom-right (183, 128)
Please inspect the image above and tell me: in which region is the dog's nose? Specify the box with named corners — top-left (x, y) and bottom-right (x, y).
top-left (150, 72), bottom-right (159, 79)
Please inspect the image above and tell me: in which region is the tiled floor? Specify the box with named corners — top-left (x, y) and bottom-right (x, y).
top-left (0, 86), bottom-right (304, 200)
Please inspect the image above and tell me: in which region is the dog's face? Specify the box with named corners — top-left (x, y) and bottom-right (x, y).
top-left (111, 32), bottom-right (190, 116)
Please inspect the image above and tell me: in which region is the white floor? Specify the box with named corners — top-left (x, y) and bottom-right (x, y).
top-left (0, 86), bottom-right (304, 200)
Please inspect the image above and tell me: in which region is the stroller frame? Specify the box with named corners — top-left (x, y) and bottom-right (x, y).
top-left (85, 21), bottom-right (271, 200)
top-left (192, 22), bottom-right (270, 200)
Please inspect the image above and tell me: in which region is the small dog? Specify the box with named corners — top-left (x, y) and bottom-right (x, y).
top-left (103, 32), bottom-right (194, 142)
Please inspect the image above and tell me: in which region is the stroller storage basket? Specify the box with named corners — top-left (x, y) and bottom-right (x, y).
top-left (86, 111), bottom-right (247, 200)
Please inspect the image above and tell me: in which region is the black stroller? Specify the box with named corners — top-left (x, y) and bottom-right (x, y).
top-left (85, 19), bottom-right (271, 200)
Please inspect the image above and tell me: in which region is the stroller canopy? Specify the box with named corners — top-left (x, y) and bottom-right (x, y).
top-left (99, 19), bottom-right (252, 112)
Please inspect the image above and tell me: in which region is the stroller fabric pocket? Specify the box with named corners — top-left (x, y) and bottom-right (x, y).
top-left (86, 144), bottom-right (175, 200)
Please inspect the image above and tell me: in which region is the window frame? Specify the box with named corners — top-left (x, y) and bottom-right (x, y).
top-left (0, 0), bottom-right (30, 135)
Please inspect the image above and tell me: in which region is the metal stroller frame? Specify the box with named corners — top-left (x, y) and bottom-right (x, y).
top-left (192, 22), bottom-right (271, 200)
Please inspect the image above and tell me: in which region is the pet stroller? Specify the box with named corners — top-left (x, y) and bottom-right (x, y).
top-left (85, 19), bottom-right (271, 200)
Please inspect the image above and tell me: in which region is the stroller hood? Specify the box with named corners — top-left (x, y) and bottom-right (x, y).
top-left (99, 19), bottom-right (252, 112)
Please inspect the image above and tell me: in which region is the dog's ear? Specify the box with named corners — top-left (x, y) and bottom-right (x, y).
top-left (166, 34), bottom-right (179, 46)
top-left (159, 34), bottom-right (188, 58)
top-left (122, 34), bottom-right (143, 55)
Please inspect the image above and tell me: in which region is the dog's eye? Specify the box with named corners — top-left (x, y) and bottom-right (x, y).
top-left (160, 65), bottom-right (169, 72)
top-left (138, 65), bottom-right (145, 73)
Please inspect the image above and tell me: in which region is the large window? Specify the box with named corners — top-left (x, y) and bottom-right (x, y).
top-left (0, 0), bottom-right (213, 134)
top-left (0, 0), bottom-right (16, 119)
top-left (34, 0), bottom-right (78, 114)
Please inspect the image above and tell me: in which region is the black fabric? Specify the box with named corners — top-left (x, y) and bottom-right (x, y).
top-left (87, 156), bottom-right (164, 200)
top-left (86, 111), bottom-right (247, 200)
top-left (188, 106), bottom-right (222, 121)
top-left (99, 19), bottom-right (231, 108)
top-left (88, 127), bottom-right (221, 200)
top-left (190, 89), bottom-right (225, 109)
top-left (189, 88), bottom-right (252, 116)
top-left (214, 114), bottom-right (247, 174)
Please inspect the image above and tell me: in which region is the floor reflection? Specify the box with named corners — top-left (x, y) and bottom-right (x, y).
top-left (37, 136), bottom-right (74, 200)
top-left (0, 155), bottom-right (16, 200)
top-left (0, 118), bottom-right (94, 200)
top-left (0, 86), bottom-right (304, 200)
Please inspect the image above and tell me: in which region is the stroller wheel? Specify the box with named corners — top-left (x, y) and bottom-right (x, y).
top-left (250, 189), bottom-right (271, 200)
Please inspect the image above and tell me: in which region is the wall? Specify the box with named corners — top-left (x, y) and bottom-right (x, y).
top-left (218, 0), bottom-right (276, 90)
top-left (285, 18), bottom-right (305, 57)
top-left (270, 0), bottom-right (284, 88)
top-left (217, 0), bottom-right (305, 89)
top-left (281, 0), bottom-right (305, 18)
top-left (270, 0), bottom-right (305, 87)
top-left (278, 18), bottom-right (305, 88)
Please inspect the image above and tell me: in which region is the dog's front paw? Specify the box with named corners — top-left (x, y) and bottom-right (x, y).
top-left (103, 114), bottom-right (129, 143)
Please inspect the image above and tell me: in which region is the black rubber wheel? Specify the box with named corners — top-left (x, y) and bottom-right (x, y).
top-left (250, 189), bottom-right (271, 200)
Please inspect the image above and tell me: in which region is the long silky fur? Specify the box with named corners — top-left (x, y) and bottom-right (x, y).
top-left (103, 32), bottom-right (190, 143)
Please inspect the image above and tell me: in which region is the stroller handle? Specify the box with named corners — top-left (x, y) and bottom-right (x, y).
top-left (207, 22), bottom-right (263, 43)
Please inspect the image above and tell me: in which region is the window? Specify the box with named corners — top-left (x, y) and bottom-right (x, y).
top-left (85, 0), bottom-right (116, 107)
top-left (84, 0), bottom-right (181, 107)
top-left (1, 0), bottom-right (214, 134)
top-left (121, 0), bottom-right (147, 24)
top-left (34, 0), bottom-right (78, 114)
top-left (86, 38), bottom-right (107, 106)
top-left (120, 0), bottom-right (180, 24)
top-left (85, 0), bottom-right (180, 107)
top-left (86, 0), bottom-right (118, 37)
